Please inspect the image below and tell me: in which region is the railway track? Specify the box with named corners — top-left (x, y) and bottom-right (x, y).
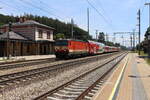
top-left (34, 52), bottom-right (127, 100)
top-left (0, 52), bottom-right (121, 90)
top-left (0, 52), bottom-right (116, 70)
top-left (0, 58), bottom-right (56, 70)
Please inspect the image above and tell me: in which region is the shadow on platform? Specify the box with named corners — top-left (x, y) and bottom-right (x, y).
top-left (128, 75), bottom-right (150, 78)
top-left (138, 56), bottom-right (149, 59)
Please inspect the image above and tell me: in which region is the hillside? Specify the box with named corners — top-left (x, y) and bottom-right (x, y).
top-left (0, 14), bottom-right (91, 40)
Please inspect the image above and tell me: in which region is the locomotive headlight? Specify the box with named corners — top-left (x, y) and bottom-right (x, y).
top-left (55, 47), bottom-right (58, 51)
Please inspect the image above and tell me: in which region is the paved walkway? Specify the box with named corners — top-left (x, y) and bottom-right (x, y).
top-left (0, 54), bottom-right (55, 63)
top-left (93, 53), bottom-right (150, 100)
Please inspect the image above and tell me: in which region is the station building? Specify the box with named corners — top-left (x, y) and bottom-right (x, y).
top-left (0, 19), bottom-right (55, 57)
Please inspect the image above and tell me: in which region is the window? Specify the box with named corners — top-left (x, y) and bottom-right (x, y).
top-left (47, 31), bottom-right (51, 39)
top-left (55, 40), bottom-right (68, 46)
top-left (38, 30), bottom-right (43, 38)
top-left (27, 44), bottom-right (30, 53)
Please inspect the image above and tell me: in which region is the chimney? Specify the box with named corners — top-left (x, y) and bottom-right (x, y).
top-left (19, 17), bottom-right (27, 23)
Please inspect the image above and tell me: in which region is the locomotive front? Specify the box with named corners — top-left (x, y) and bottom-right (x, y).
top-left (55, 40), bottom-right (69, 58)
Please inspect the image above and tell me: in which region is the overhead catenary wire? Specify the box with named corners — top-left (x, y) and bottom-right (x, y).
top-left (19, 0), bottom-right (64, 20)
top-left (0, 1), bottom-right (22, 13)
top-left (38, 0), bottom-right (58, 12)
top-left (139, 0), bottom-right (148, 14)
top-left (94, 0), bottom-right (113, 27)
top-left (5, 0), bottom-right (70, 22)
top-left (36, 0), bottom-right (70, 20)
top-left (85, 0), bottom-right (114, 29)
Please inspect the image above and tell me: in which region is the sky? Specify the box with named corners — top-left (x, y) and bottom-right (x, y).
top-left (0, 0), bottom-right (149, 47)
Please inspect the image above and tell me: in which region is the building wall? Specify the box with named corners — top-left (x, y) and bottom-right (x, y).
top-left (0, 25), bottom-right (36, 40)
top-left (0, 41), bottom-right (5, 57)
top-left (35, 27), bottom-right (54, 41)
top-left (0, 21), bottom-right (55, 57)
top-left (0, 40), bottom-right (54, 57)
top-left (12, 26), bottom-right (35, 40)
top-left (0, 25), bottom-right (54, 42)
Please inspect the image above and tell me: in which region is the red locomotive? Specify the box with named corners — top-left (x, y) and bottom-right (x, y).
top-left (55, 39), bottom-right (120, 58)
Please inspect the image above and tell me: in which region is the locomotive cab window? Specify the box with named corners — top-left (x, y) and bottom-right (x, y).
top-left (55, 40), bottom-right (68, 46)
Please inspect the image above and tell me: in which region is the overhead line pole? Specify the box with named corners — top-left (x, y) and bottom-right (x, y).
top-left (71, 18), bottom-right (74, 39)
top-left (138, 9), bottom-right (141, 55)
top-left (114, 32), bottom-right (138, 49)
top-left (145, 3), bottom-right (150, 27)
top-left (96, 30), bottom-right (98, 40)
top-left (133, 29), bottom-right (135, 51)
top-left (130, 34), bottom-right (133, 49)
top-left (7, 22), bottom-right (11, 59)
top-left (87, 8), bottom-right (90, 37)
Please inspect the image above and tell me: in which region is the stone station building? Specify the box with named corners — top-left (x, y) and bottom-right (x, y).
top-left (0, 20), bottom-right (55, 57)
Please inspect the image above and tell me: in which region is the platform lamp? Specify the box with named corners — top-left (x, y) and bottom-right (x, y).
top-left (7, 22), bottom-right (12, 59)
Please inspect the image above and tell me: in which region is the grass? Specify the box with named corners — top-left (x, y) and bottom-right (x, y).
top-left (0, 58), bottom-right (7, 61)
top-left (139, 51), bottom-right (150, 65)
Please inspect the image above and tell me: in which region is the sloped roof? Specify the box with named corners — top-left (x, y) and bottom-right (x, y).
top-left (0, 31), bottom-right (28, 40)
top-left (1, 20), bottom-right (55, 30)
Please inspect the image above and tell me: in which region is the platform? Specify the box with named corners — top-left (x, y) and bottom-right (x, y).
top-left (93, 53), bottom-right (150, 100)
top-left (0, 54), bottom-right (55, 63)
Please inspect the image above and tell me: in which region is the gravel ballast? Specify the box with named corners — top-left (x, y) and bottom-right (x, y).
top-left (0, 54), bottom-right (121, 100)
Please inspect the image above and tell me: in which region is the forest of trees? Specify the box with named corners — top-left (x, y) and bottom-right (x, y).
top-left (0, 14), bottom-right (120, 47)
top-left (0, 14), bottom-right (91, 40)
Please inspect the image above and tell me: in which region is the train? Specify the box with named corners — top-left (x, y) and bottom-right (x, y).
top-left (54, 39), bottom-right (120, 58)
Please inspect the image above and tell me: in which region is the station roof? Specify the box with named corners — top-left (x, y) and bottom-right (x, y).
top-left (1, 20), bottom-right (55, 30)
top-left (0, 31), bottom-right (28, 40)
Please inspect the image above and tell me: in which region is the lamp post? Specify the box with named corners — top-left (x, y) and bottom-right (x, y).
top-left (145, 3), bottom-right (150, 27)
top-left (7, 22), bottom-right (12, 59)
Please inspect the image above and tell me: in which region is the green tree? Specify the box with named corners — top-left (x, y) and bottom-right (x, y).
top-left (145, 27), bottom-right (150, 39)
top-left (98, 32), bottom-right (105, 43)
top-left (55, 33), bottom-right (65, 39)
top-left (0, 14), bottom-right (90, 40)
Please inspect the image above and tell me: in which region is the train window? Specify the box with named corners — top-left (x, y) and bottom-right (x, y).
top-left (55, 40), bottom-right (68, 46)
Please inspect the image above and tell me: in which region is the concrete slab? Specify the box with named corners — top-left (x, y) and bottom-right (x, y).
top-left (131, 54), bottom-right (148, 100)
top-left (93, 53), bottom-right (150, 100)
top-left (136, 54), bottom-right (150, 99)
top-left (92, 53), bottom-right (129, 100)
top-left (0, 54), bottom-right (55, 63)
top-left (116, 53), bottom-right (148, 100)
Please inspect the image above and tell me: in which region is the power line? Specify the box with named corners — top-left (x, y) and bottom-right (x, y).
top-left (139, 0), bottom-right (147, 14)
top-left (38, 0), bottom-right (58, 12)
top-left (94, 0), bottom-right (113, 26)
top-left (85, 0), bottom-right (113, 28)
top-left (36, 0), bottom-right (70, 20)
top-left (19, 0), bottom-right (64, 20)
top-left (0, 1), bottom-right (22, 13)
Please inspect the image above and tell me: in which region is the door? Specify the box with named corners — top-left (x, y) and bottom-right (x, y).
top-left (0, 41), bottom-right (5, 57)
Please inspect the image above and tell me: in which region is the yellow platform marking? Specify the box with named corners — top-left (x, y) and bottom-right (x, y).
top-left (108, 55), bottom-right (129, 100)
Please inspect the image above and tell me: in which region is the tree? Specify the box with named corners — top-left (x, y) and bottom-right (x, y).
top-left (144, 27), bottom-right (150, 55)
top-left (0, 14), bottom-right (90, 40)
top-left (145, 27), bottom-right (150, 39)
top-left (98, 32), bottom-right (105, 43)
top-left (55, 33), bottom-right (65, 39)
top-left (114, 43), bottom-right (120, 47)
